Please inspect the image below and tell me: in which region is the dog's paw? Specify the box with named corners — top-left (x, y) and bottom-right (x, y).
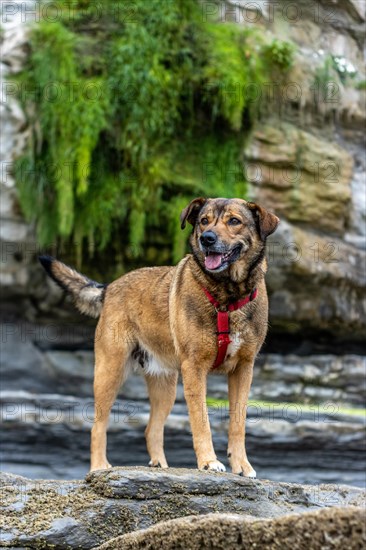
top-left (148, 459), bottom-right (168, 468)
top-left (238, 468), bottom-right (256, 478)
top-left (229, 454), bottom-right (256, 477)
top-left (200, 460), bottom-right (226, 473)
top-left (90, 461), bottom-right (112, 472)
top-left (231, 462), bottom-right (256, 478)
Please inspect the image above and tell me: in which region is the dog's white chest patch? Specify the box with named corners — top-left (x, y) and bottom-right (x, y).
top-left (226, 332), bottom-right (242, 359)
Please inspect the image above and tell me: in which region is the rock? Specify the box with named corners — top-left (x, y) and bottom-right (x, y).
top-left (1, 389), bottom-right (364, 485)
top-left (0, 325), bottom-right (54, 394)
top-left (1, 2), bottom-right (35, 73)
top-left (265, 220), bottom-right (366, 340)
top-left (208, 354), bottom-right (366, 407)
top-left (2, 318), bottom-right (365, 405)
top-left (339, 0), bottom-right (366, 21)
top-left (346, 161), bottom-right (366, 247)
top-left (244, 122), bottom-right (353, 234)
top-left (0, 469), bottom-right (364, 549)
top-left (0, 2), bottom-right (36, 299)
top-left (95, 507), bottom-right (366, 550)
top-left (253, 354), bottom-right (366, 406)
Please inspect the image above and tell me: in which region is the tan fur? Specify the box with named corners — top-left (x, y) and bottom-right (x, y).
top-left (41, 198), bottom-right (279, 475)
top-left (41, 258), bottom-right (105, 318)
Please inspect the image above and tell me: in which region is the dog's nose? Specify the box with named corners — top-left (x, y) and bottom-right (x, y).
top-left (200, 231), bottom-right (217, 247)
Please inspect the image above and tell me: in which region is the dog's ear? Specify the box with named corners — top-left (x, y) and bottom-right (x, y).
top-left (247, 202), bottom-right (280, 239)
top-left (180, 197), bottom-right (206, 229)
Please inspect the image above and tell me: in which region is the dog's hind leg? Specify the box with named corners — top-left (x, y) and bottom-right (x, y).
top-left (144, 372), bottom-right (178, 468)
top-left (90, 320), bottom-right (131, 472)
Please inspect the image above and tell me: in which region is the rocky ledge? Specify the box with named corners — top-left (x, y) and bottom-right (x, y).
top-left (97, 508), bottom-right (365, 550)
top-left (0, 468), bottom-right (364, 549)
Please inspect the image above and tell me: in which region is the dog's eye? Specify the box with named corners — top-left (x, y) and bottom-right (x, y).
top-left (201, 218), bottom-right (209, 225)
top-left (228, 217), bottom-right (241, 226)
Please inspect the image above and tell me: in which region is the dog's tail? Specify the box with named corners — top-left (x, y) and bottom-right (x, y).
top-left (39, 255), bottom-right (107, 318)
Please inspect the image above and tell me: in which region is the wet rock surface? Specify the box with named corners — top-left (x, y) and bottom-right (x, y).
top-left (0, 468), bottom-right (364, 549)
top-left (1, 325), bottom-right (365, 405)
top-left (1, 330), bottom-right (365, 485)
top-left (1, 387), bottom-right (365, 486)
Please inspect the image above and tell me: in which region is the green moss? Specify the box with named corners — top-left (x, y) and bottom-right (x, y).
top-left (262, 39), bottom-right (295, 72)
top-left (16, 1), bottom-right (294, 267)
top-left (202, 24), bottom-right (266, 130)
top-left (16, 20), bottom-right (109, 245)
top-left (355, 79), bottom-right (366, 90)
top-left (206, 397), bottom-right (366, 417)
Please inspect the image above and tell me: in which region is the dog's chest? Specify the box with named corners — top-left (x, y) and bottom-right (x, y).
top-left (223, 315), bottom-right (252, 365)
top-left (226, 332), bottom-right (242, 358)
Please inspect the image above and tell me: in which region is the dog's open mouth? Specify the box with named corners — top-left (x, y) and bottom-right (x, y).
top-left (204, 246), bottom-right (241, 271)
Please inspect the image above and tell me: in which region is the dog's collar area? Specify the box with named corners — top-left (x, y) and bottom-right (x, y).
top-left (202, 287), bottom-right (258, 369)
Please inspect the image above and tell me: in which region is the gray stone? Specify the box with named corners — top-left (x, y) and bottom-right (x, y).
top-left (0, 325), bottom-right (54, 393)
top-left (244, 123), bottom-right (354, 233)
top-left (0, 469), bottom-right (364, 549)
top-left (1, 389), bottom-right (364, 486)
top-left (345, 0), bottom-right (366, 20)
top-left (347, 169), bottom-right (366, 242)
top-left (265, 220), bottom-right (366, 339)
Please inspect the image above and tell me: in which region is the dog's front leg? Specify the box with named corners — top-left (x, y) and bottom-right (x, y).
top-left (181, 360), bottom-right (225, 472)
top-left (227, 359), bottom-right (256, 477)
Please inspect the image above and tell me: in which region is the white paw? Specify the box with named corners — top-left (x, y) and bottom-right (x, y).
top-left (200, 460), bottom-right (226, 472)
top-left (245, 469), bottom-right (256, 478)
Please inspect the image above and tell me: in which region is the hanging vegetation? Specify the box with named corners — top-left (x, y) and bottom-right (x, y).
top-left (15, 0), bottom-right (295, 271)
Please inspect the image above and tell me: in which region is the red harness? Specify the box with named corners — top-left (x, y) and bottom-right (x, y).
top-left (202, 287), bottom-right (258, 369)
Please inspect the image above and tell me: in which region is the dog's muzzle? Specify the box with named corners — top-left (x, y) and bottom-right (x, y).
top-left (200, 231), bottom-right (217, 247)
top-left (202, 244), bottom-right (243, 272)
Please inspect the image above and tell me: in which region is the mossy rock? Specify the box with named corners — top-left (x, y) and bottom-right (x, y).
top-left (95, 507), bottom-right (366, 550)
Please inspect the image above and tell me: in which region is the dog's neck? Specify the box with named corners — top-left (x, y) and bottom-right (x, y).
top-left (189, 251), bottom-right (266, 305)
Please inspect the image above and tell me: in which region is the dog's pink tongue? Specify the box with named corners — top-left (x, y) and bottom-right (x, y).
top-left (205, 254), bottom-right (223, 270)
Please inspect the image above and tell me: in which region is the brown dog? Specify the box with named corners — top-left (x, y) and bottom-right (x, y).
top-left (40, 197), bottom-right (279, 476)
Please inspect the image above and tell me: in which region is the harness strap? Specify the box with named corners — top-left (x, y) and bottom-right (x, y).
top-left (202, 287), bottom-right (258, 369)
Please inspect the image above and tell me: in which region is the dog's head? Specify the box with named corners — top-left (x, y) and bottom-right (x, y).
top-left (180, 197), bottom-right (279, 281)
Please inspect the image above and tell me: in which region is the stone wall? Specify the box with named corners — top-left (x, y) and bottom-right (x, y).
top-left (234, 0), bottom-right (366, 341)
top-left (1, 2), bottom-right (36, 296)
